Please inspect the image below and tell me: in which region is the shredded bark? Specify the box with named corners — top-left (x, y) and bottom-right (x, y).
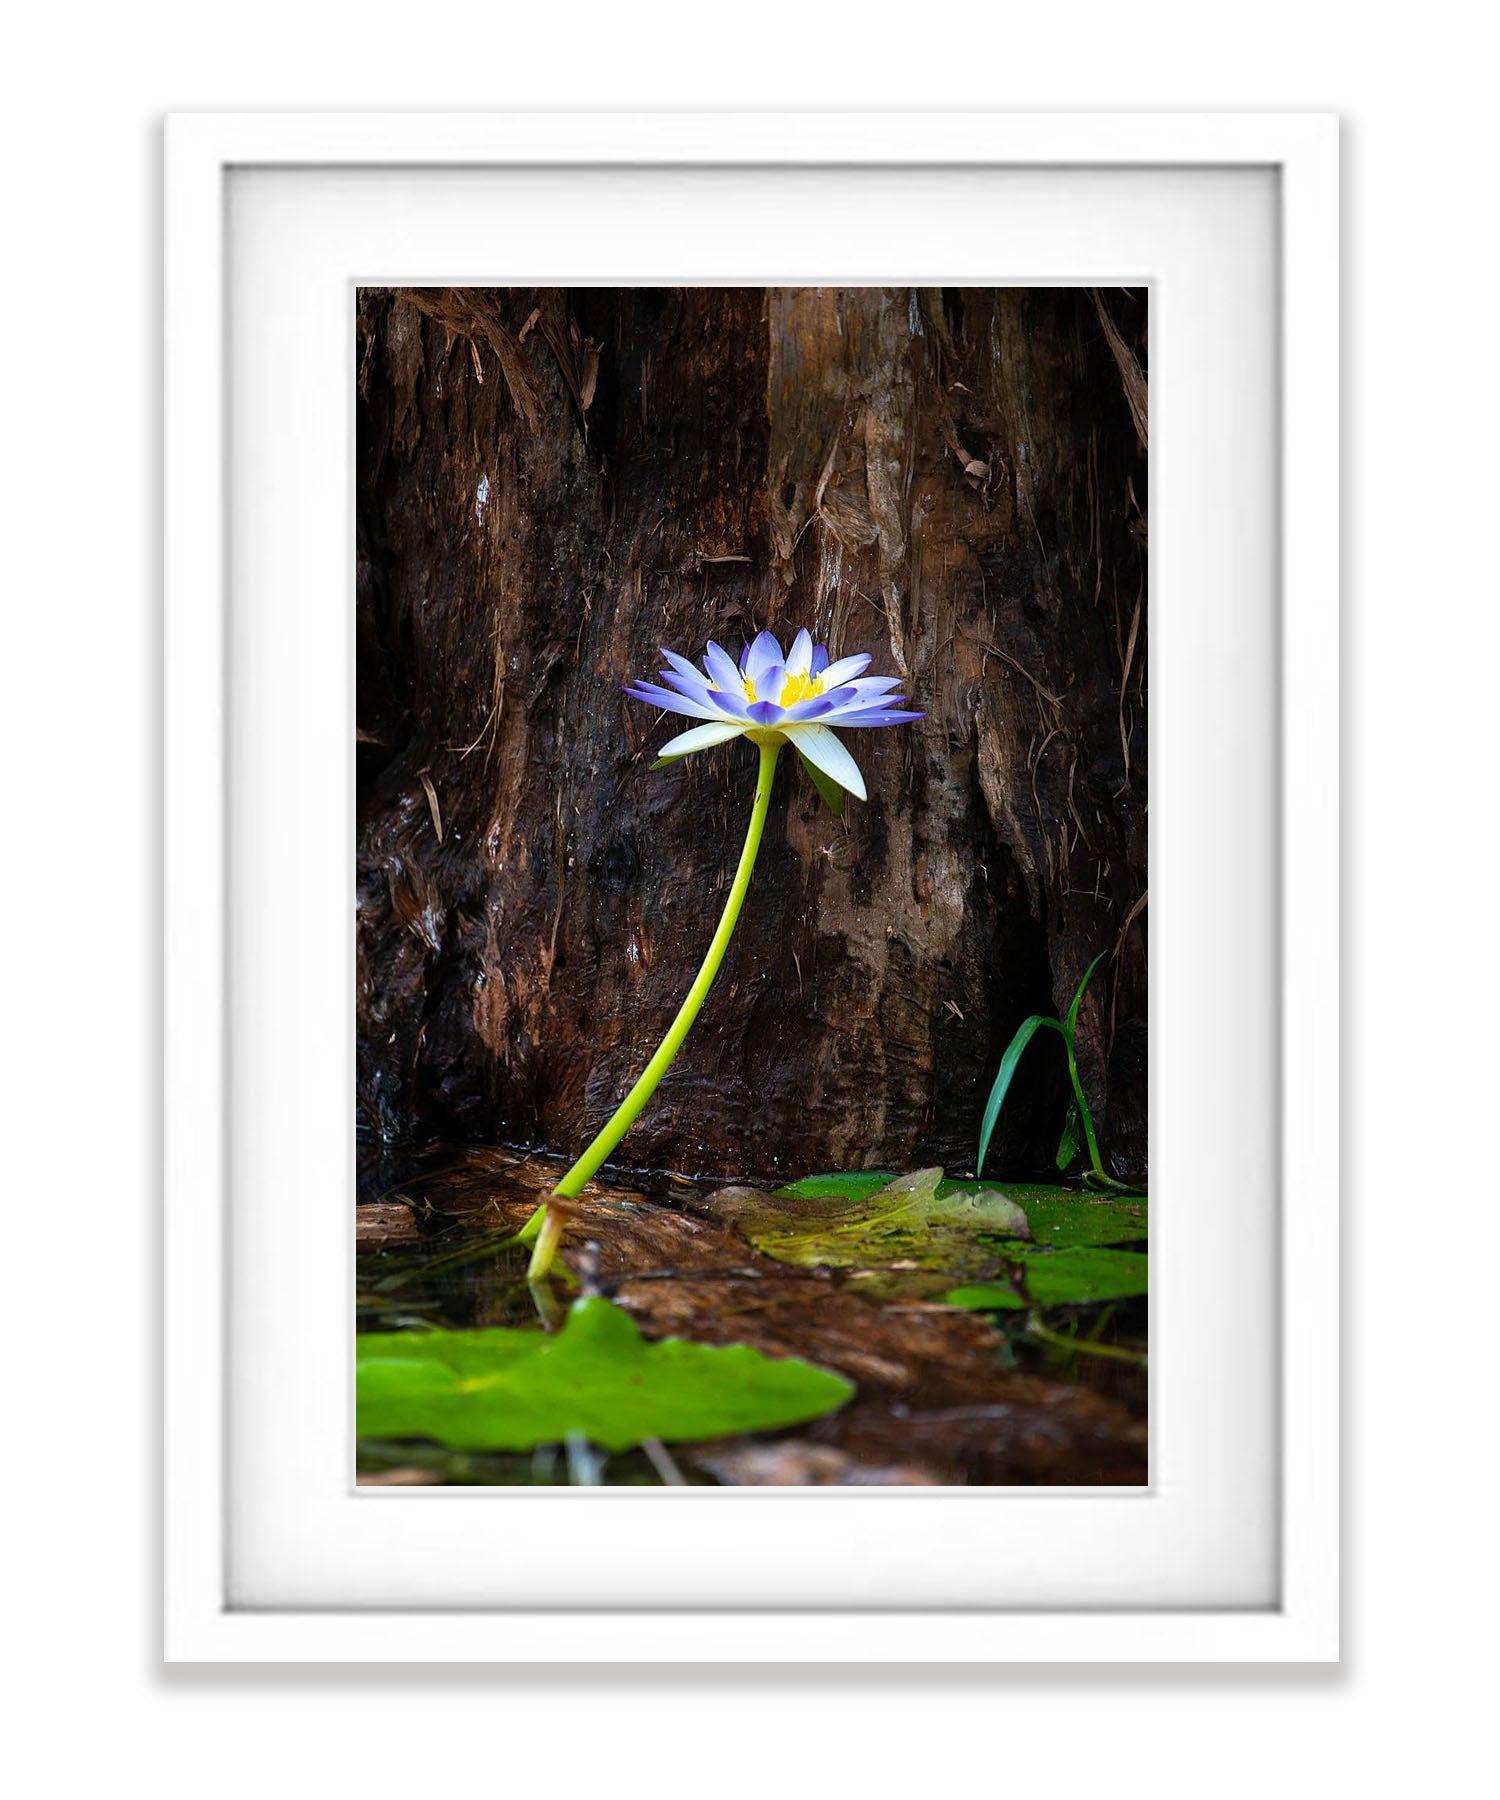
top-left (357, 287), bottom-right (1148, 1181)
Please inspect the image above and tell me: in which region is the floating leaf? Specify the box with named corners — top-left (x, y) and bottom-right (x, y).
top-left (694, 1168), bottom-right (1026, 1295)
top-left (923, 1186), bottom-right (1032, 1238)
top-left (775, 1171), bottom-right (893, 1203)
top-left (696, 1169), bottom-right (1146, 1304)
top-left (935, 1178), bottom-right (1147, 1248)
top-left (855, 1165), bottom-right (942, 1208)
top-left (356, 1295), bottom-right (853, 1453)
top-left (775, 1166), bottom-right (1030, 1230)
top-left (945, 1247), bottom-right (1148, 1311)
top-left (762, 1167), bottom-right (1027, 1265)
top-left (768, 1172), bottom-right (1146, 1248)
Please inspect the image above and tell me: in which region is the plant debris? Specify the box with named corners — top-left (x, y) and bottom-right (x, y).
top-left (355, 1148), bottom-right (1147, 1485)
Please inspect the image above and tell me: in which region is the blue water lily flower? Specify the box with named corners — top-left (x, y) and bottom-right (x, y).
top-left (625, 628), bottom-right (922, 802)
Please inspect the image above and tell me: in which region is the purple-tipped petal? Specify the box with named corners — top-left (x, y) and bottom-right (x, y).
top-left (838, 675), bottom-right (905, 699)
top-left (657, 663), bottom-right (716, 699)
top-left (744, 630), bottom-right (785, 692)
top-left (658, 670), bottom-right (751, 720)
top-left (623, 681), bottom-right (727, 721)
top-left (757, 661), bottom-right (786, 703)
top-left (816, 682), bottom-right (899, 718)
top-left (702, 640), bottom-right (746, 696)
top-left (638, 634), bottom-right (918, 751)
top-left (784, 628), bottom-right (814, 680)
top-left (818, 653), bottom-right (873, 690)
top-left (827, 695), bottom-right (919, 716)
top-left (828, 707), bottom-right (926, 728)
top-left (780, 693), bottom-right (839, 720)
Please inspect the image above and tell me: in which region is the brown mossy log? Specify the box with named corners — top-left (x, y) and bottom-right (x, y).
top-left (356, 287), bottom-right (1147, 1183)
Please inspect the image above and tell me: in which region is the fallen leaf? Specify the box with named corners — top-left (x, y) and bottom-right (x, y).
top-left (357, 1294), bottom-right (854, 1453)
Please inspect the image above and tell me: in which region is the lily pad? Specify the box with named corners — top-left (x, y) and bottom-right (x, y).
top-left (945, 1248), bottom-right (1149, 1311)
top-left (762, 1166), bottom-right (1031, 1263)
top-left (935, 1178), bottom-right (1147, 1248)
top-left (773, 1171), bottom-right (1147, 1249)
top-left (356, 1294), bottom-right (854, 1453)
top-left (776, 1171), bottom-right (894, 1203)
top-left (691, 1168), bottom-right (1147, 1305)
top-left (699, 1167), bottom-right (1030, 1291)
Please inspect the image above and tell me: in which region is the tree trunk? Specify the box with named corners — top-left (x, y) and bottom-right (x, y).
top-left (356, 286), bottom-right (1147, 1185)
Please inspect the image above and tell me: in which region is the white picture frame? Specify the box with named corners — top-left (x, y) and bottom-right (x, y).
top-left (165, 112), bottom-right (1338, 1663)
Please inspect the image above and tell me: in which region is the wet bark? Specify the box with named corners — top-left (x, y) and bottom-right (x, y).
top-left (356, 286), bottom-right (1148, 1184)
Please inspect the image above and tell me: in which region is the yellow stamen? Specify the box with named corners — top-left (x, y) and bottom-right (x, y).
top-left (779, 670), bottom-right (824, 708)
top-left (734, 667), bottom-right (823, 708)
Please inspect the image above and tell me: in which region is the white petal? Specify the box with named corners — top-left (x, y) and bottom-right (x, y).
top-left (655, 721), bottom-right (747, 761)
top-left (840, 675), bottom-right (904, 698)
top-left (782, 721), bottom-right (867, 801)
top-left (818, 653), bottom-right (873, 689)
top-left (784, 628), bottom-right (814, 679)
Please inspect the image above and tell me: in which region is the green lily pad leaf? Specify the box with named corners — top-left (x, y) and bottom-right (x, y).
top-left (934, 1178), bottom-right (1147, 1248)
top-left (714, 1168), bottom-right (1030, 1289)
top-left (945, 1248), bottom-right (1149, 1311)
top-left (775, 1171), bottom-right (893, 1202)
top-left (923, 1186), bottom-right (1032, 1237)
top-left (863, 1165), bottom-right (942, 1205)
top-left (699, 1168), bottom-right (1146, 1303)
top-left (356, 1294), bottom-right (854, 1453)
top-left (772, 1172), bottom-right (1146, 1246)
top-left (774, 1168), bottom-right (1028, 1231)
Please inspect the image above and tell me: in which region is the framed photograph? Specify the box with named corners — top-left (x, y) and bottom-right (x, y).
top-left (165, 112), bottom-right (1338, 1661)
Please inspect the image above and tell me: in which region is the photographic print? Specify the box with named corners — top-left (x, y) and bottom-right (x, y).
top-left (355, 286), bottom-right (1148, 1487)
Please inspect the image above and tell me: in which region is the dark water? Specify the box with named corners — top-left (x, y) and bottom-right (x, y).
top-left (355, 1144), bottom-right (1147, 1486)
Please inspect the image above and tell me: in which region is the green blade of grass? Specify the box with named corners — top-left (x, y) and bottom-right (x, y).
top-left (1066, 952), bottom-right (1106, 1040)
top-left (976, 1015), bottom-right (1063, 1178)
top-left (1056, 1100), bottom-right (1079, 1170)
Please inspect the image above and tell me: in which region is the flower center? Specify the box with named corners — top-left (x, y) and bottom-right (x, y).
top-left (778, 671), bottom-right (823, 708)
top-left (735, 669), bottom-right (825, 707)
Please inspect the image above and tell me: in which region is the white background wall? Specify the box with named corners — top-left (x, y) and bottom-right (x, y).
top-left (3, 4), bottom-right (1493, 1791)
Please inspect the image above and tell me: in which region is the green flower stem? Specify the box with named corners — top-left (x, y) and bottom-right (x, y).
top-left (524, 736), bottom-right (784, 1281)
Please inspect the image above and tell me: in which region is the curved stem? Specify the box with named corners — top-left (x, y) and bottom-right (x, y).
top-left (1025, 1313), bottom-right (1147, 1366)
top-left (1063, 1035), bottom-right (1107, 1181)
top-left (526, 737), bottom-right (783, 1280)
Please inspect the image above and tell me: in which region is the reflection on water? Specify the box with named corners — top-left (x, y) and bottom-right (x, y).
top-left (355, 1143), bottom-right (1148, 1486)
